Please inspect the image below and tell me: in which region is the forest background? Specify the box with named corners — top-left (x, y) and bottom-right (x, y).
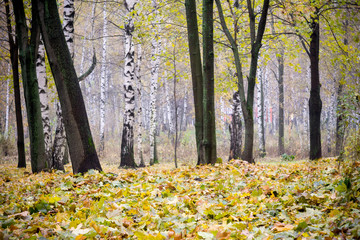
top-left (0, 0), bottom-right (359, 168)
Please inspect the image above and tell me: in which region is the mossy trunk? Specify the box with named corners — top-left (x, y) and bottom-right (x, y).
top-left (185, 0), bottom-right (204, 164)
top-left (5, 0), bottom-right (26, 168)
top-left (13, 0), bottom-right (47, 173)
top-left (201, 0), bottom-right (217, 165)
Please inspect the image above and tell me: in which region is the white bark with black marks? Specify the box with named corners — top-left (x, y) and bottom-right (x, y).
top-left (136, 44), bottom-right (145, 167)
top-left (164, 75), bottom-right (174, 134)
top-left (99, 1), bottom-right (108, 153)
top-left (63, 0), bottom-right (75, 58)
top-left (120, 0), bottom-right (137, 167)
top-left (4, 66), bottom-right (10, 139)
top-left (36, 37), bottom-right (52, 166)
top-left (149, 0), bottom-right (160, 165)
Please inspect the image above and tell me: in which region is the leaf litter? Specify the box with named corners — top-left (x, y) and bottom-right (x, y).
top-left (0, 158), bottom-right (359, 239)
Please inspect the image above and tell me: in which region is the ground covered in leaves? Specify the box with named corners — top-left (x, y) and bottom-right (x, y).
top-left (0, 158), bottom-right (360, 239)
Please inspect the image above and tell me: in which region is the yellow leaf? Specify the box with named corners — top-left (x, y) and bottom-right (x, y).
top-left (272, 223), bottom-right (294, 232)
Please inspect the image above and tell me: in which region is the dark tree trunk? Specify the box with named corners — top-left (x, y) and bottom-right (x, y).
top-left (229, 91), bottom-right (242, 160)
top-left (309, 8), bottom-right (322, 160)
top-left (12, 0), bottom-right (47, 173)
top-left (37, 0), bottom-right (102, 174)
top-left (201, 0), bottom-right (217, 164)
top-left (184, 0), bottom-right (204, 163)
top-left (277, 51), bottom-right (285, 155)
top-left (5, 0), bottom-right (26, 168)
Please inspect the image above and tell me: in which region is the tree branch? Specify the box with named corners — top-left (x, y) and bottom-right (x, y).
top-left (78, 49), bottom-right (96, 82)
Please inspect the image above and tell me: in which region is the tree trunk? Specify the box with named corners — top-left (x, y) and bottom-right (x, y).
top-left (63, 0), bottom-right (75, 59)
top-left (5, 0), bottom-right (26, 167)
top-left (120, 0), bottom-right (137, 168)
top-left (4, 68), bottom-right (10, 139)
top-left (136, 44), bottom-right (145, 167)
top-left (257, 65), bottom-right (266, 157)
top-left (52, 102), bottom-right (65, 171)
top-left (277, 51), bottom-right (285, 155)
top-left (173, 53), bottom-right (178, 169)
top-left (185, 0), bottom-right (204, 164)
top-left (309, 8), bottom-right (322, 160)
top-left (182, 90), bottom-right (188, 131)
top-left (164, 77), bottom-right (174, 135)
top-left (201, 0), bottom-right (217, 165)
top-left (335, 83), bottom-right (344, 155)
top-left (13, 0), bottom-right (47, 173)
top-left (229, 91), bottom-right (242, 160)
top-left (149, 0), bottom-right (160, 165)
top-left (37, 0), bottom-right (102, 174)
top-left (37, 36), bottom-right (53, 167)
top-left (216, 0), bottom-right (269, 164)
top-left (99, 1), bottom-right (108, 153)
top-left (335, 20), bottom-right (348, 156)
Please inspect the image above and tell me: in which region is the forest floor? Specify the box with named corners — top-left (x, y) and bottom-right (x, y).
top-left (0, 158), bottom-right (359, 239)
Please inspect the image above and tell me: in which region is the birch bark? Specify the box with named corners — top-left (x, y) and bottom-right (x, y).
top-left (256, 65), bottom-right (265, 157)
top-left (36, 37), bottom-right (52, 166)
top-left (52, 0), bottom-right (75, 168)
top-left (149, 0), bottom-right (160, 165)
top-left (164, 76), bottom-right (174, 134)
top-left (120, 0), bottom-right (138, 168)
top-left (99, 1), bottom-right (108, 153)
top-left (4, 66), bottom-right (10, 139)
top-left (136, 44), bottom-right (145, 167)
top-left (229, 91), bottom-right (242, 160)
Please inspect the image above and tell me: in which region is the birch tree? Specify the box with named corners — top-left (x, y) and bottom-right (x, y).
top-left (36, 37), bottom-right (52, 167)
top-left (256, 64), bottom-right (266, 157)
top-left (99, 1), bottom-right (108, 153)
top-left (149, 0), bottom-right (161, 165)
top-left (4, 67), bottom-right (10, 139)
top-left (120, 0), bottom-right (138, 168)
top-left (52, 0), bottom-right (75, 168)
top-left (229, 91), bottom-right (242, 160)
top-left (164, 74), bottom-right (174, 135)
top-left (136, 44), bottom-right (145, 167)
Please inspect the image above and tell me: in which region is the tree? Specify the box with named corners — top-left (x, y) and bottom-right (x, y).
top-left (216, 0), bottom-right (270, 163)
top-left (149, 0), bottom-right (161, 166)
top-left (229, 91), bottom-right (242, 160)
top-left (202, 0), bottom-right (217, 164)
top-left (269, 12), bottom-right (285, 156)
top-left (256, 64), bottom-right (266, 157)
top-left (5, 0), bottom-right (26, 168)
top-left (308, 6), bottom-right (322, 160)
top-left (12, 0), bottom-right (47, 173)
top-left (184, 0), bottom-right (203, 164)
top-left (185, 0), bottom-right (217, 165)
top-left (36, 37), bottom-right (53, 168)
top-left (135, 43), bottom-right (145, 167)
top-left (120, 0), bottom-right (138, 168)
top-left (37, 0), bottom-right (102, 174)
top-left (99, 1), bottom-right (108, 153)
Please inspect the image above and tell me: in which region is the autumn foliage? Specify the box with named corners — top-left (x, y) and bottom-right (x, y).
top-left (1, 158), bottom-right (359, 239)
